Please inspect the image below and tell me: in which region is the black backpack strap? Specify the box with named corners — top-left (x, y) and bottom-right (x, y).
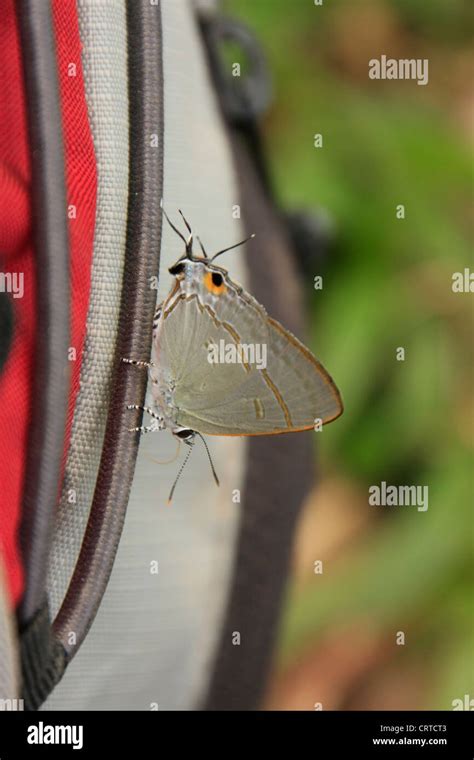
top-left (199, 12), bottom-right (314, 709)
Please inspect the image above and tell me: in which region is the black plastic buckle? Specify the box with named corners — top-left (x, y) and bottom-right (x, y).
top-left (200, 15), bottom-right (272, 127)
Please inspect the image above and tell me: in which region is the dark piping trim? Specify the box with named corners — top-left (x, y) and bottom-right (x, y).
top-left (17, 0), bottom-right (71, 627)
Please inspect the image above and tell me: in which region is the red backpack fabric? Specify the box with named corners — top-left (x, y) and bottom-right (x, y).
top-left (0, 0), bottom-right (97, 608)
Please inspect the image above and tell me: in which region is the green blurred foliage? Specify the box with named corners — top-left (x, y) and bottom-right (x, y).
top-left (226, 0), bottom-right (473, 709)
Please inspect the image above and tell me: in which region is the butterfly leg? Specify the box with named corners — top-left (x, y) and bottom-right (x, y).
top-left (153, 305), bottom-right (162, 331)
top-left (121, 357), bottom-right (155, 369)
top-left (126, 404), bottom-right (164, 434)
top-left (129, 423), bottom-right (159, 434)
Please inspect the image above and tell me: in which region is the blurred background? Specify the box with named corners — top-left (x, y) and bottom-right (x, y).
top-left (225, 0), bottom-right (473, 710)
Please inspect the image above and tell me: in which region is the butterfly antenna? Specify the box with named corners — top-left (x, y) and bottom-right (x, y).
top-left (196, 236), bottom-right (208, 258)
top-left (196, 432), bottom-right (220, 487)
top-left (160, 199), bottom-right (188, 249)
top-left (178, 209), bottom-right (194, 252)
top-left (211, 233), bottom-right (255, 262)
top-left (178, 209), bottom-right (192, 236)
top-left (167, 443), bottom-right (194, 505)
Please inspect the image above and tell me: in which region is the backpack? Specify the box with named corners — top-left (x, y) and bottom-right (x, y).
top-left (0, 0), bottom-right (325, 711)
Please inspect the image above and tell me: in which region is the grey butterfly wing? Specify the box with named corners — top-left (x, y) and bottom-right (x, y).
top-left (155, 287), bottom-right (342, 436)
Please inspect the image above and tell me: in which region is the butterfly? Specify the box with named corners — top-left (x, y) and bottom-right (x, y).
top-left (123, 207), bottom-right (343, 501)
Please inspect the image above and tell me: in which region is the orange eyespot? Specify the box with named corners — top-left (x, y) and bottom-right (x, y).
top-left (204, 270), bottom-right (227, 295)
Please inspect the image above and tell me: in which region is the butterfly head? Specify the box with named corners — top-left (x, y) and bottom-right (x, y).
top-left (168, 257), bottom-right (228, 298)
top-left (161, 203), bottom-right (255, 282)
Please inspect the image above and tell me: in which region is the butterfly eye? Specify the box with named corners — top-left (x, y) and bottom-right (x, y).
top-left (169, 261), bottom-right (185, 276)
top-left (204, 270), bottom-right (226, 295)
